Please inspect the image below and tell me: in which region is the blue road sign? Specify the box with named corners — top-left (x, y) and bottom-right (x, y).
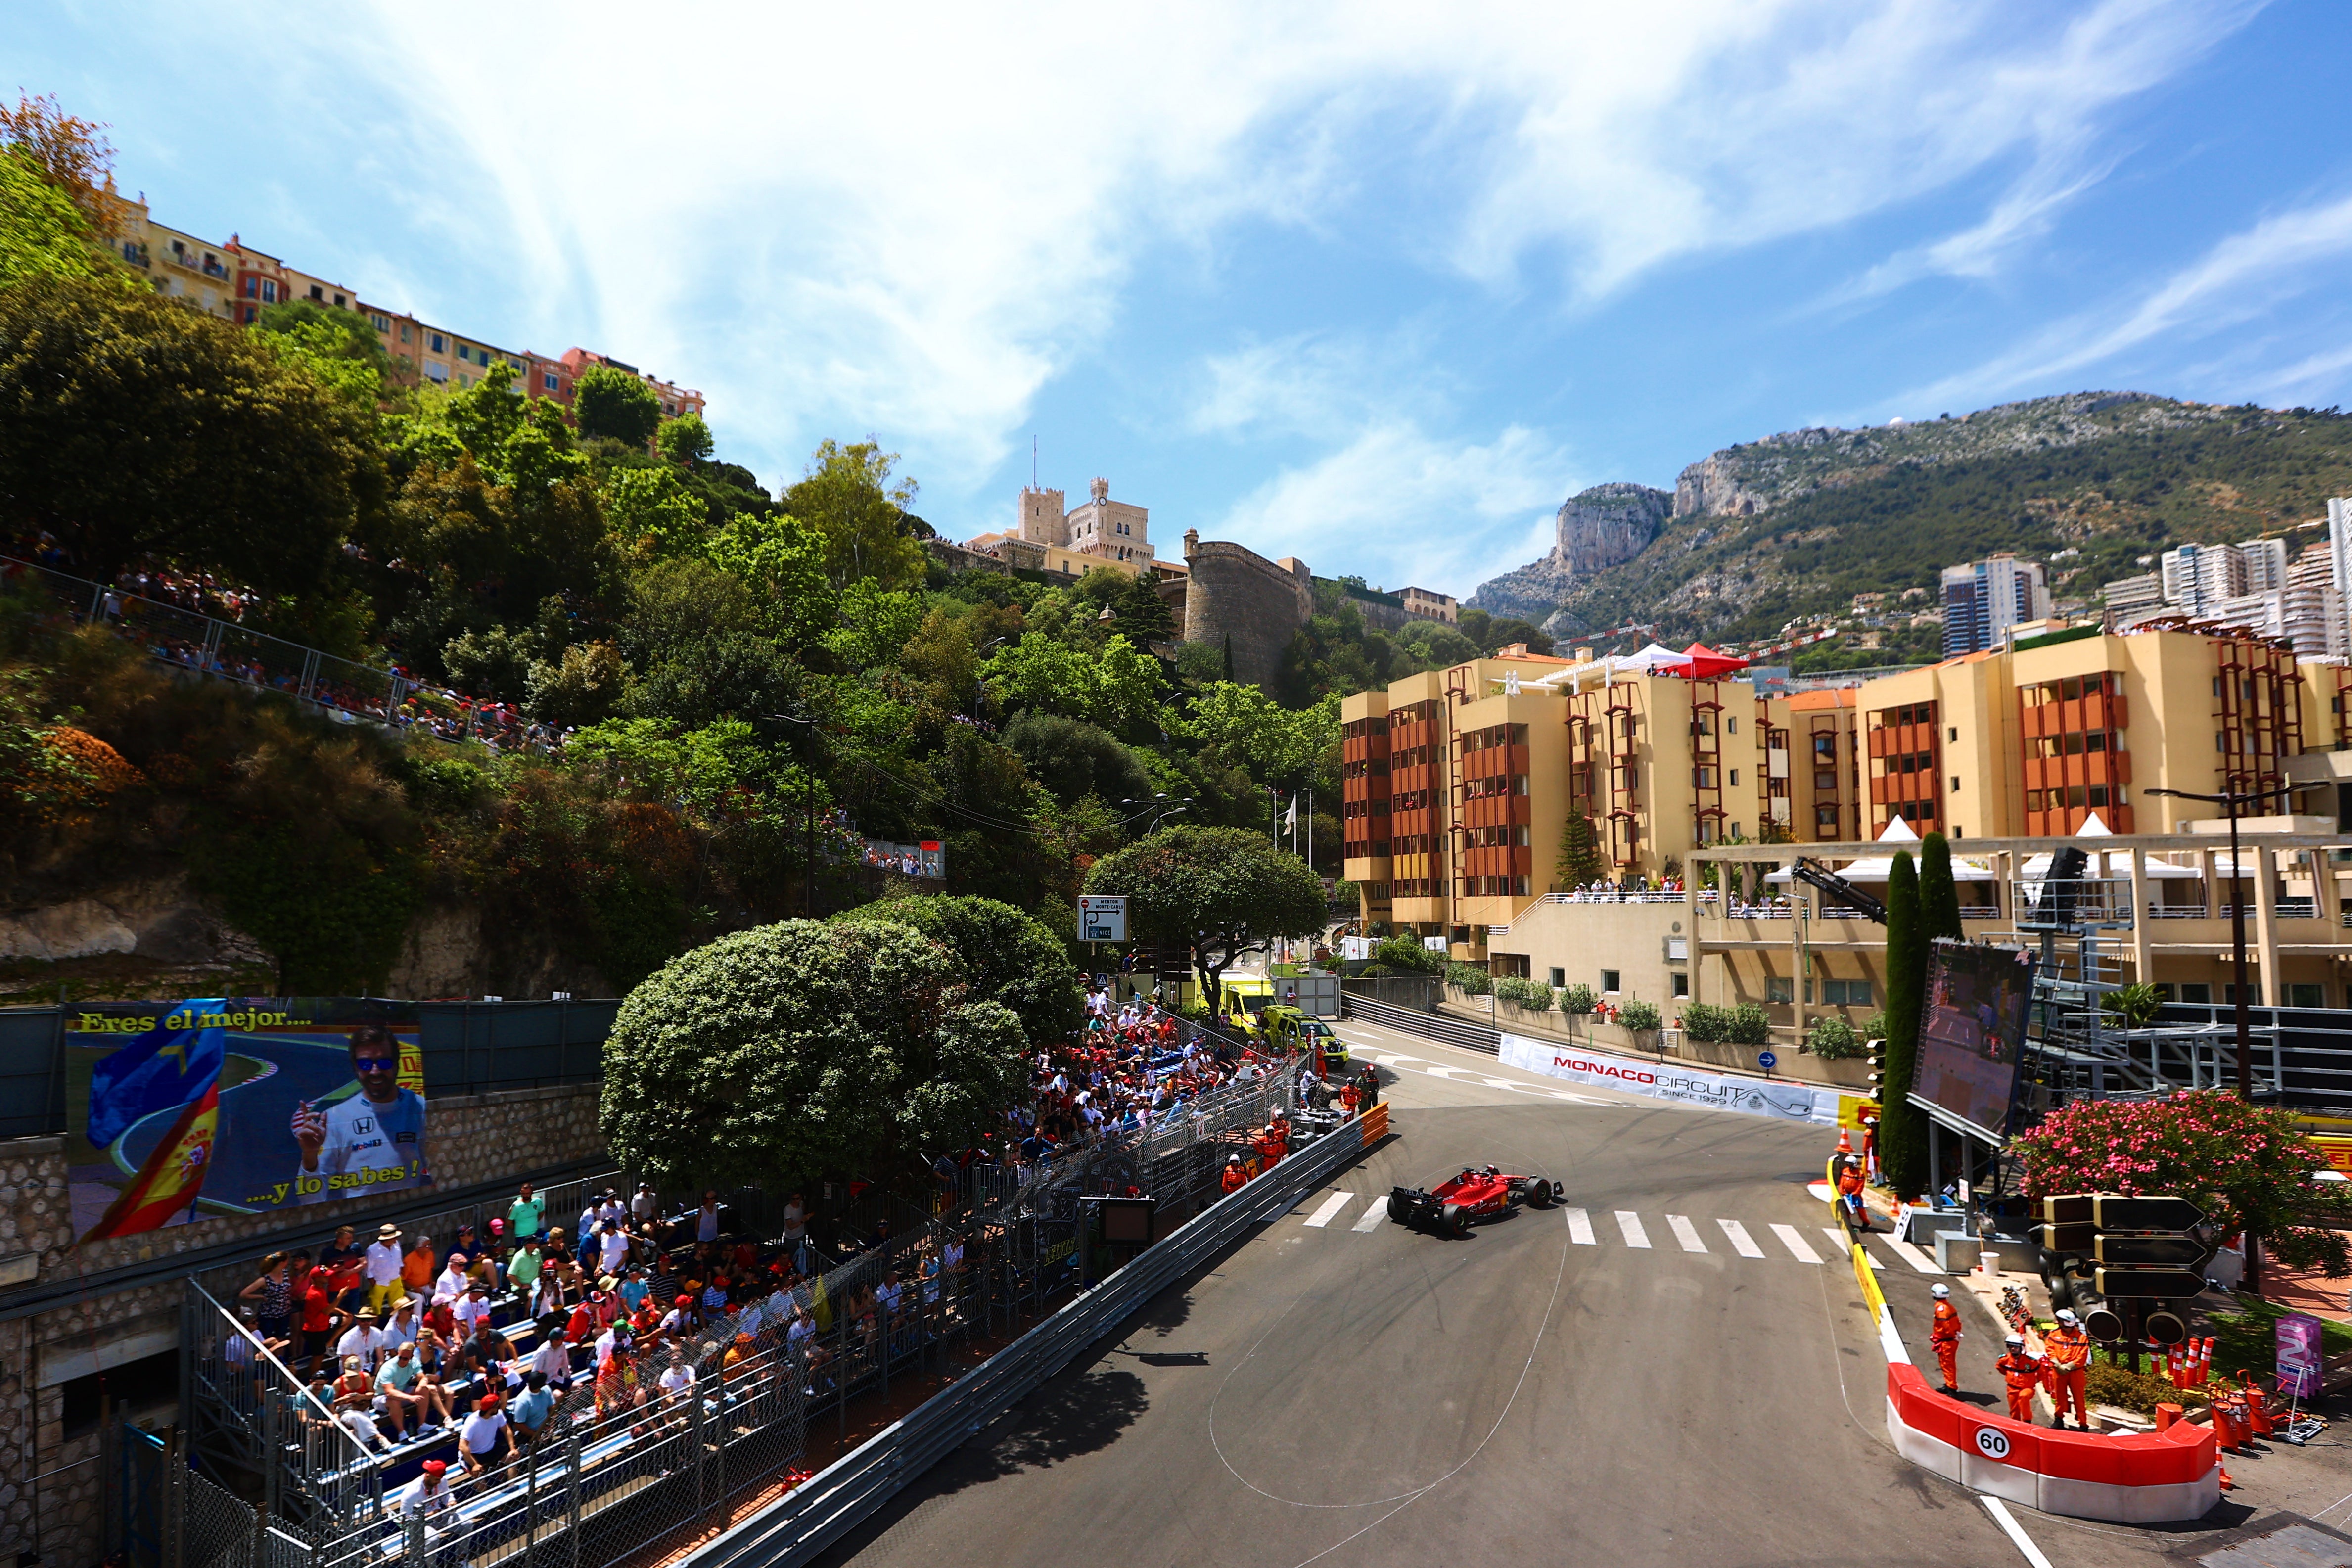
top-left (1757, 1050), bottom-right (1778, 1070)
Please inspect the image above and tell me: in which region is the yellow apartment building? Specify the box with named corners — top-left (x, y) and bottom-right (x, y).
top-left (1363, 622), bottom-right (2352, 1039)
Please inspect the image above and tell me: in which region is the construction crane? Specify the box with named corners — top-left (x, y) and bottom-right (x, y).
top-left (1789, 857), bottom-right (1889, 924)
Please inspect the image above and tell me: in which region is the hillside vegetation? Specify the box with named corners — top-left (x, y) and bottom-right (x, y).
top-left (1493, 393), bottom-right (2352, 647)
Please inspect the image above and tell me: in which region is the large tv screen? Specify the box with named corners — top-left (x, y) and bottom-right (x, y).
top-left (1910, 942), bottom-right (2038, 1141)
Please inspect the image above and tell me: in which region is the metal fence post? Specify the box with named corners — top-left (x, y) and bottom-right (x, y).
top-left (565, 1422), bottom-right (582, 1568)
top-left (522, 1435), bottom-right (539, 1568)
top-left (690, 1363), bottom-right (707, 1517)
top-left (165, 1427), bottom-right (187, 1568)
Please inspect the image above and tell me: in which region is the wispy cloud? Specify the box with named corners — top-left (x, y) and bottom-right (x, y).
top-left (1904, 190), bottom-right (2352, 409)
top-left (1213, 421), bottom-right (1569, 596)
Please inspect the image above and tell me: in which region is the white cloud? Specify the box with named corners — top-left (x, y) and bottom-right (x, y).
top-left (1213, 422), bottom-right (1570, 596)
top-left (1903, 190), bottom-right (2352, 409)
top-left (172, 0), bottom-right (2250, 521)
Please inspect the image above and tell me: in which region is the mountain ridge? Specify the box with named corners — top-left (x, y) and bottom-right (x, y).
top-left (1469, 391), bottom-right (2352, 647)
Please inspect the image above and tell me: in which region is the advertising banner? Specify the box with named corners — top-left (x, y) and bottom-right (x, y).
top-left (860, 838), bottom-right (945, 878)
top-left (1498, 1032), bottom-right (1855, 1126)
top-left (2277, 1313), bottom-right (2325, 1400)
top-left (67, 999), bottom-right (427, 1240)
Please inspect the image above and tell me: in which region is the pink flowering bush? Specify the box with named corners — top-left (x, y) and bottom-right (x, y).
top-left (2014, 1090), bottom-right (2352, 1274)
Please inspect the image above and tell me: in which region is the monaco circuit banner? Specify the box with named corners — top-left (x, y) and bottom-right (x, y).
top-left (1497, 1032), bottom-right (1856, 1126)
top-left (67, 999), bottom-right (427, 1241)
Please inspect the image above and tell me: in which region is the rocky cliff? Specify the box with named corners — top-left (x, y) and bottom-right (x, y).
top-left (1467, 482), bottom-right (1671, 623)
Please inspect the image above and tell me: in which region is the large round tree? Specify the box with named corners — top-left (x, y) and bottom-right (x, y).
top-left (832, 892), bottom-right (1081, 1048)
top-left (1083, 824), bottom-right (1326, 1001)
top-left (601, 918), bottom-right (1028, 1190)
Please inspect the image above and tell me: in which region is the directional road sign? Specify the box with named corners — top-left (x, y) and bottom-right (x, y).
top-left (2093, 1195), bottom-right (2207, 1231)
top-left (1078, 895), bottom-right (1128, 943)
top-left (2095, 1234), bottom-right (2211, 1268)
top-left (1757, 1051), bottom-right (1777, 1070)
top-left (2095, 1267), bottom-right (2210, 1298)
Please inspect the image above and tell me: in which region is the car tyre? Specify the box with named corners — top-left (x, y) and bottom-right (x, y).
top-left (1521, 1180), bottom-right (1552, 1210)
top-left (1387, 1194), bottom-right (1409, 1225)
top-left (1441, 1202), bottom-right (1468, 1238)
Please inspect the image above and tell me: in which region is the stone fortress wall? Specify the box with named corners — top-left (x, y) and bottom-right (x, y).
top-left (1178, 530), bottom-right (1315, 690)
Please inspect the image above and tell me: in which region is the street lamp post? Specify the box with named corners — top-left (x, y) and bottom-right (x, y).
top-left (2143, 783), bottom-right (2291, 1101)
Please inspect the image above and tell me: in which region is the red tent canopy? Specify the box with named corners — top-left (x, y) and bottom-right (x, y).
top-left (1680, 642), bottom-right (1749, 678)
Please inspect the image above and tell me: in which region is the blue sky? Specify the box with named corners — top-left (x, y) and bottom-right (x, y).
top-left (13, 1), bottom-right (2352, 598)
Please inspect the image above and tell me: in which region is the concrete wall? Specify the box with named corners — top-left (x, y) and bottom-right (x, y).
top-left (1179, 534), bottom-right (1315, 691)
top-left (0, 1081), bottom-right (606, 1568)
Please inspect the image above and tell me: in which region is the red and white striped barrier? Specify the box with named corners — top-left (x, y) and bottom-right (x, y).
top-left (1884, 1360), bottom-right (2219, 1522)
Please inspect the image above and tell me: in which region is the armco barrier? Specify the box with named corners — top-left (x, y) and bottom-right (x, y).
top-left (1884, 1360), bottom-right (2218, 1522)
top-left (684, 1110), bottom-right (1393, 1568)
top-left (1341, 994), bottom-right (1500, 1055)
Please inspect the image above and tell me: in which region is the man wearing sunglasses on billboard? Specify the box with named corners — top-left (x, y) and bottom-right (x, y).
top-left (292, 1024), bottom-right (429, 1205)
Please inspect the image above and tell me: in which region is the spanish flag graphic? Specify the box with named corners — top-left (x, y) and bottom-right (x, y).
top-left (82, 1085), bottom-right (222, 1242)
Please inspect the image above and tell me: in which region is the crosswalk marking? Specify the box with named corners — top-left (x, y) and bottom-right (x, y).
top-left (1879, 1235), bottom-right (1946, 1275)
top-left (1770, 1224), bottom-right (1822, 1264)
top-left (1301, 1191), bottom-right (1355, 1228)
top-left (1566, 1207), bottom-right (1596, 1245)
top-left (1352, 1197), bottom-right (1388, 1232)
top-left (1615, 1211), bottom-right (1651, 1248)
top-left (1825, 1227), bottom-right (1883, 1267)
top-left (1717, 1219), bottom-right (1765, 1259)
top-left (1666, 1214), bottom-right (1707, 1253)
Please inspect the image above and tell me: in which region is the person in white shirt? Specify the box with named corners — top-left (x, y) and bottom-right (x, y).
top-left (452, 1283), bottom-right (495, 1336)
top-left (656, 1356), bottom-right (694, 1406)
top-left (335, 1312), bottom-right (388, 1372)
top-left (597, 1223), bottom-right (631, 1277)
top-left (694, 1192), bottom-right (722, 1245)
top-left (363, 1225), bottom-right (408, 1313)
top-left (381, 1300), bottom-right (421, 1352)
top-left (339, 1405), bottom-right (388, 1451)
top-left (631, 1183), bottom-right (659, 1227)
top-left (432, 1256), bottom-right (471, 1305)
top-left (530, 1330), bottom-right (573, 1390)
top-left (458, 1396), bottom-right (513, 1476)
top-left (398, 1460), bottom-right (455, 1523)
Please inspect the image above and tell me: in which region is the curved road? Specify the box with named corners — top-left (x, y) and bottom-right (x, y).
top-left (812, 1017), bottom-right (2227, 1568)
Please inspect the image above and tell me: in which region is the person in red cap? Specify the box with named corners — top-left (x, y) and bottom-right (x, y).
top-left (459, 1392), bottom-right (514, 1476)
top-left (398, 1458), bottom-right (454, 1527)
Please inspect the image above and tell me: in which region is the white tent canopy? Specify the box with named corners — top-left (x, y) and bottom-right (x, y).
top-left (1613, 642), bottom-right (1689, 674)
top-left (2019, 851), bottom-right (2201, 880)
top-left (1763, 816), bottom-right (1995, 883)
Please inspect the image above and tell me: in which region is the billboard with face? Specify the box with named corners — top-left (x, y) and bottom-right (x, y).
top-left (1911, 942), bottom-right (2039, 1141)
top-left (68, 999), bottom-right (428, 1240)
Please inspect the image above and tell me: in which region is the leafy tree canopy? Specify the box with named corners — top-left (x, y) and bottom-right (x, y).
top-left (832, 892), bottom-right (1082, 1047)
top-left (572, 362), bottom-right (663, 448)
top-left (1084, 825), bottom-right (1326, 997)
top-left (785, 439), bottom-right (926, 590)
top-left (601, 919), bottom-right (1030, 1189)
top-left (656, 410), bottom-right (714, 468)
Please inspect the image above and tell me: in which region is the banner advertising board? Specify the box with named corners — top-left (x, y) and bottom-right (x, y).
top-left (1497, 1032), bottom-right (1858, 1126)
top-left (1911, 941), bottom-right (2038, 1142)
top-left (2277, 1313), bottom-right (2325, 1400)
top-left (860, 838), bottom-right (945, 878)
top-left (67, 999), bottom-right (427, 1240)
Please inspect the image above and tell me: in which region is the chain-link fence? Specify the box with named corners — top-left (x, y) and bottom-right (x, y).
top-left (178, 1052), bottom-right (1304, 1568)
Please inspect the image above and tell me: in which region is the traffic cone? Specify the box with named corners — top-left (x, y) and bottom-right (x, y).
top-left (1836, 1128), bottom-right (1854, 1156)
top-left (2242, 1372), bottom-right (2274, 1438)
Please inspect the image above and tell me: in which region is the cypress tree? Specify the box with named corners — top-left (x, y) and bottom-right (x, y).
top-left (1919, 831), bottom-right (1964, 944)
top-left (1879, 849), bottom-right (1929, 1198)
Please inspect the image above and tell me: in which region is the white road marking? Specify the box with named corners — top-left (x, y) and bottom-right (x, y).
top-left (1614, 1211), bottom-right (1651, 1248)
top-left (1352, 1197), bottom-right (1388, 1232)
top-left (1301, 1191), bottom-right (1355, 1228)
top-left (1827, 1227), bottom-right (1883, 1266)
top-left (1980, 1498), bottom-right (2055, 1568)
top-left (1770, 1224), bottom-right (1822, 1264)
top-left (1666, 1214), bottom-right (1708, 1253)
top-left (1879, 1235), bottom-right (1946, 1274)
top-left (1565, 1208), bottom-right (1596, 1245)
top-left (1480, 1078), bottom-right (1520, 1090)
top-left (1422, 1066), bottom-right (1465, 1079)
top-left (1717, 1219), bottom-right (1765, 1258)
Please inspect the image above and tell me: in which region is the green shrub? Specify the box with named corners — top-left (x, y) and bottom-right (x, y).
top-left (1728, 1003), bottom-right (1773, 1047)
top-left (2084, 1361), bottom-right (2192, 1416)
top-left (1560, 983), bottom-right (1596, 1015)
top-left (1619, 1000), bottom-right (1662, 1033)
top-left (1447, 962), bottom-right (1492, 996)
top-left (1806, 1016), bottom-right (1866, 1059)
top-left (1681, 1002), bottom-right (1728, 1042)
top-left (1522, 981), bottom-right (1554, 1012)
top-left (1494, 975), bottom-right (1526, 1005)
top-left (1372, 934), bottom-right (1443, 973)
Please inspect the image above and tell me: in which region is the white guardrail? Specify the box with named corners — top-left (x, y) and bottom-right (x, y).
top-left (681, 1116), bottom-right (1381, 1568)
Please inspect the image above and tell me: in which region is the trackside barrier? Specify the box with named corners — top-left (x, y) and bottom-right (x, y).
top-left (682, 1110), bottom-right (1395, 1568)
top-left (1849, 1220), bottom-right (2221, 1522)
top-left (1884, 1360), bottom-right (2218, 1522)
top-left (1341, 995), bottom-right (1500, 1055)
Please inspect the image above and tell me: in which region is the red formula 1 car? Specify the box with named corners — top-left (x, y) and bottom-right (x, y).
top-left (1387, 1164), bottom-right (1564, 1237)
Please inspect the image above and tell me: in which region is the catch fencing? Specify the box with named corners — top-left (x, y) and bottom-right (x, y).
top-left (682, 1106), bottom-right (1385, 1568)
top-left (177, 1056), bottom-right (1309, 1568)
top-left (1341, 993), bottom-right (1501, 1055)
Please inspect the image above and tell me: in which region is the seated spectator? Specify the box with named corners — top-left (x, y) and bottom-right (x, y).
top-left (530, 1327), bottom-right (574, 1392)
top-left (334, 1309), bottom-right (387, 1374)
top-left (401, 1234), bottom-right (438, 1300)
top-left (458, 1394), bottom-right (514, 1477)
top-left (452, 1280), bottom-right (496, 1337)
top-left (432, 1254), bottom-right (471, 1305)
top-left (509, 1370), bottom-right (554, 1450)
top-left (508, 1238), bottom-right (544, 1300)
top-left (375, 1343), bottom-right (428, 1442)
top-left (410, 1331), bottom-right (457, 1430)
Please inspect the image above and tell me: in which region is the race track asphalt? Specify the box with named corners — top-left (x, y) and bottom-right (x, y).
top-left (810, 1019), bottom-right (2222, 1568)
